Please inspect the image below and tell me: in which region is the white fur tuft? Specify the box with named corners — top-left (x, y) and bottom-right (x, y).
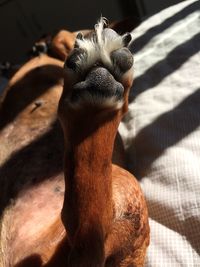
top-left (74, 17), bottom-right (126, 76)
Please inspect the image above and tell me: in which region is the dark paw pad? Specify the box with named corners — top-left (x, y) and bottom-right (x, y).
top-left (111, 47), bottom-right (133, 73)
top-left (71, 67), bottom-right (124, 108)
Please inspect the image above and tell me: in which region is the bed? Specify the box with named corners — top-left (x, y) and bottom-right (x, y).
top-left (119, 0), bottom-right (200, 265)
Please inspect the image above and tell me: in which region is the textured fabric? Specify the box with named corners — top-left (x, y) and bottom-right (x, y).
top-left (120, 0), bottom-right (200, 266)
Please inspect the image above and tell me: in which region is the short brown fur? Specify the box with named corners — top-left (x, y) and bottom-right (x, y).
top-left (0, 27), bottom-right (149, 267)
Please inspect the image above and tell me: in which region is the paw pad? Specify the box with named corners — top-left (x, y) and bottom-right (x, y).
top-left (71, 67), bottom-right (124, 108)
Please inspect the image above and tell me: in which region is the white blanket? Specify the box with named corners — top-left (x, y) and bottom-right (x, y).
top-left (120, 0), bottom-right (200, 266)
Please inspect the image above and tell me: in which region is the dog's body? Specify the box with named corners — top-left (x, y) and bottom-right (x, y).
top-left (0, 20), bottom-right (149, 267)
top-left (0, 54), bottom-right (126, 266)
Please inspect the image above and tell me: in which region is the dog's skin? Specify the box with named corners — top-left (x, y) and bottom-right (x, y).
top-left (0, 19), bottom-right (149, 267)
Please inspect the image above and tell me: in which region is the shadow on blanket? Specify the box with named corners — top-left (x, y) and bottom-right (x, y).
top-left (129, 32), bottom-right (200, 101)
top-left (131, 0), bottom-right (199, 54)
top-left (127, 88), bottom-right (200, 177)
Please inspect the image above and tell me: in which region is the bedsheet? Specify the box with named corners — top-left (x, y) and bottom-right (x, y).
top-left (120, 0), bottom-right (200, 266)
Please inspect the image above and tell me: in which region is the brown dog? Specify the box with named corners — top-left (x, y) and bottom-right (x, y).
top-left (0, 19), bottom-right (149, 267)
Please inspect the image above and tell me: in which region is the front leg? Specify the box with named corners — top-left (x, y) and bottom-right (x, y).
top-left (58, 17), bottom-right (148, 267)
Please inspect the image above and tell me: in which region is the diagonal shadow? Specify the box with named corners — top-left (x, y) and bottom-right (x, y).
top-left (129, 32), bottom-right (200, 102)
top-left (14, 255), bottom-right (43, 267)
top-left (0, 120), bottom-right (64, 216)
top-left (0, 64), bottom-right (64, 131)
top-left (127, 88), bottom-right (200, 178)
top-left (14, 237), bottom-right (69, 267)
top-left (136, 91), bottom-right (200, 255)
top-left (130, 0), bottom-right (200, 54)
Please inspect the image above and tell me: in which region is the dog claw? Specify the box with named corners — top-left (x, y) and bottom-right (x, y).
top-left (74, 32), bottom-right (84, 48)
top-left (122, 33), bottom-right (132, 47)
top-left (76, 32), bottom-right (84, 40)
top-left (64, 48), bottom-right (86, 71)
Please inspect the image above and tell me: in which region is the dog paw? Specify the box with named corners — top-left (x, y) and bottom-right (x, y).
top-left (64, 18), bottom-right (134, 109)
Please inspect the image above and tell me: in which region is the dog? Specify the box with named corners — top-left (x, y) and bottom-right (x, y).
top-left (0, 18), bottom-right (149, 267)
